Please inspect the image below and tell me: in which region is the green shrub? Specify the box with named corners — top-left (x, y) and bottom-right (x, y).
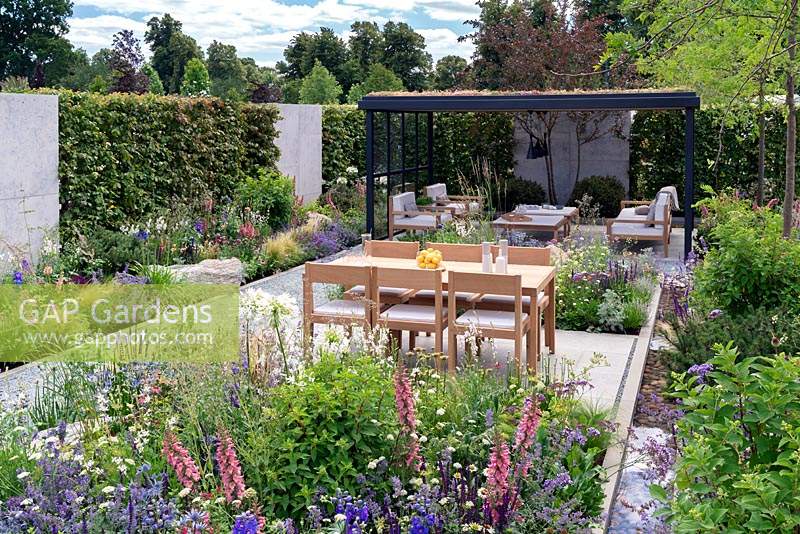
top-left (56, 91), bottom-right (280, 239)
top-left (568, 176), bottom-right (626, 218)
top-left (501, 177), bottom-right (546, 212)
top-left (659, 306), bottom-right (800, 378)
top-left (692, 200), bottom-right (800, 314)
top-left (662, 344), bottom-right (800, 531)
top-left (234, 168), bottom-right (294, 230)
top-left (234, 355), bottom-right (397, 519)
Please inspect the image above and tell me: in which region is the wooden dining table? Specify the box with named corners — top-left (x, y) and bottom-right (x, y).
top-left (329, 254), bottom-right (557, 355)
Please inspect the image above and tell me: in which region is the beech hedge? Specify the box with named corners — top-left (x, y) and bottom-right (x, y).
top-left (321, 105), bottom-right (515, 192)
top-left (630, 107), bottom-right (796, 207)
top-left (57, 91), bottom-right (280, 238)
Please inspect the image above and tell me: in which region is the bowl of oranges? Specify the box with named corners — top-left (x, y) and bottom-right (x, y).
top-left (416, 248), bottom-right (443, 269)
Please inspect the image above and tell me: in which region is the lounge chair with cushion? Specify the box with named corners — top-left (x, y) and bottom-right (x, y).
top-left (424, 183), bottom-right (482, 216)
top-left (389, 191), bottom-right (454, 238)
top-left (606, 186), bottom-right (678, 257)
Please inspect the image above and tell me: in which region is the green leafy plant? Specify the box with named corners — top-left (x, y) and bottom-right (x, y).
top-left (568, 176), bottom-right (626, 218)
top-left (660, 344), bottom-right (800, 531)
top-left (234, 168), bottom-right (295, 231)
top-left (692, 197), bottom-right (800, 314)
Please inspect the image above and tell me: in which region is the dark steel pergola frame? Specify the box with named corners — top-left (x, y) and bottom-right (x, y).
top-left (358, 91), bottom-right (701, 258)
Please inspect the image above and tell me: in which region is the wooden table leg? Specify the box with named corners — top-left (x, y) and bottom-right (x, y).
top-left (527, 299), bottom-right (539, 376)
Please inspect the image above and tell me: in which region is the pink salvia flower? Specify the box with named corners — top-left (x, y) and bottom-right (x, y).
top-left (485, 439), bottom-right (511, 525)
top-left (394, 363), bottom-right (421, 471)
top-left (216, 429), bottom-right (246, 502)
top-left (163, 432), bottom-right (201, 491)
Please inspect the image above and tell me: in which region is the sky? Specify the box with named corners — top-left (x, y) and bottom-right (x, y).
top-left (67, 0), bottom-right (479, 67)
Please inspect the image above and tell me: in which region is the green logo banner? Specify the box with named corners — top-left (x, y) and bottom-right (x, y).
top-left (0, 284), bottom-right (239, 363)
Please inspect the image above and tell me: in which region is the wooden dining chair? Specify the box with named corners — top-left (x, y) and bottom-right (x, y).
top-left (480, 246), bottom-right (553, 358)
top-left (447, 271), bottom-right (534, 376)
top-left (345, 240), bottom-right (420, 305)
top-left (303, 262), bottom-right (376, 345)
top-left (364, 240), bottom-right (420, 258)
top-left (374, 266), bottom-right (445, 360)
top-left (425, 242), bottom-right (483, 262)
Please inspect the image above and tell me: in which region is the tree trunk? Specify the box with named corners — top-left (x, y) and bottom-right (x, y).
top-left (757, 80), bottom-right (766, 205)
top-left (546, 133), bottom-right (557, 204)
top-left (784, 0), bottom-right (797, 237)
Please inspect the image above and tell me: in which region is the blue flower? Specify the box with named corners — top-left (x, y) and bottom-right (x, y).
top-left (135, 229), bottom-right (149, 241)
top-left (687, 363), bottom-right (714, 384)
top-left (12, 271), bottom-right (23, 285)
top-left (232, 512), bottom-right (260, 534)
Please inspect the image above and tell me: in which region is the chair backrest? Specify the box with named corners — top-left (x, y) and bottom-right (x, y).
top-left (365, 240), bottom-right (419, 259)
top-left (425, 183), bottom-right (447, 200)
top-left (392, 192), bottom-right (417, 215)
top-left (303, 263), bottom-right (375, 317)
top-left (426, 242), bottom-right (483, 262)
top-left (492, 245), bottom-right (550, 265)
top-left (448, 271), bottom-right (521, 297)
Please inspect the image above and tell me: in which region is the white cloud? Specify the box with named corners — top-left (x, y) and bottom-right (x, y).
top-left (417, 0), bottom-right (479, 22)
top-left (68, 15), bottom-right (148, 50)
top-left (418, 27), bottom-right (473, 61)
top-left (67, 0), bottom-right (473, 63)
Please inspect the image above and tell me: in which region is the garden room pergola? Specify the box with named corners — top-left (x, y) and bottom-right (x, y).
top-left (357, 90), bottom-right (701, 257)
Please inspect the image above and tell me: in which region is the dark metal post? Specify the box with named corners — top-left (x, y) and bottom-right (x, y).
top-left (415, 113), bottom-right (420, 188)
top-left (400, 112), bottom-right (406, 191)
top-left (684, 107), bottom-right (695, 259)
top-left (426, 111), bottom-right (434, 185)
top-left (365, 110), bottom-right (374, 236)
top-left (386, 112), bottom-right (391, 194)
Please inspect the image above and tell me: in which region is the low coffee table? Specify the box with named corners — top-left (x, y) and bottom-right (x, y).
top-left (492, 213), bottom-right (569, 240)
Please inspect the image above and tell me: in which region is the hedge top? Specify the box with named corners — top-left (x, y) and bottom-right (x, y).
top-left (358, 89), bottom-right (700, 112)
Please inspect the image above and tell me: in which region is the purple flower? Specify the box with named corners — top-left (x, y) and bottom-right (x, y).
top-left (688, 363), bottom-right (713, 384)
top-left (543, 472), bottom-right (572, 492)
top-left (485, 408), bottom-right (494, 429)
top-left (194, 220), bottom-right (206, 234)
top-left (12, 271), bottom-right (23, 285)
top-left (135, 229), bottom-right (149, 241)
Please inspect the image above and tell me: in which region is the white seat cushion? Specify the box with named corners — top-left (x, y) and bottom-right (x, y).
top-left (618, 207), bottom-right (648, 221)
top-left (478, 293), bottom-right (547, 308)
top-left (315, 300), bottom-right (368, 317)
top-left (348, 285), bottom-right (408, 297)
top-left (455, 309), bottom-right (528, 329)
top-left (446, 202), bottom-right (467, 214)
top-left (394, 213), bottom-right (451, 228)
top-left (380, 304), bottom-right (446, 322)
top-left (610, 222), bottom-right (665, 237)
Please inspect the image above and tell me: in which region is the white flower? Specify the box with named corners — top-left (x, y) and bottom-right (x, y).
top-left (386, 434), bottom-right (395, 441)
top-left (334, 513), bottom-right (347, 522)
top-left (367, 459), bottom-right (379, 470)
top-left (453, 462), bottom-right (462, 470)
top-left (419, 435), bottom-right (428, 443)
top-left (439, 497), bottom-right (449, 505)
top-left (102, 486), bottom-right (116, 494)
top-left (98, 501), bottom-right (112, 510)
top-left (436, 408), bottom-right (446, 416)
top-left (179, 487), bottom-right (192, 498)
top-left (20, 498), bottom-right (33, 506)
top-left (16, 471), bottom-right (29, 480)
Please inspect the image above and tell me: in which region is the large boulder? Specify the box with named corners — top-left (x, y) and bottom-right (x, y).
top-left (167, 258), bottom-right (244, 285)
